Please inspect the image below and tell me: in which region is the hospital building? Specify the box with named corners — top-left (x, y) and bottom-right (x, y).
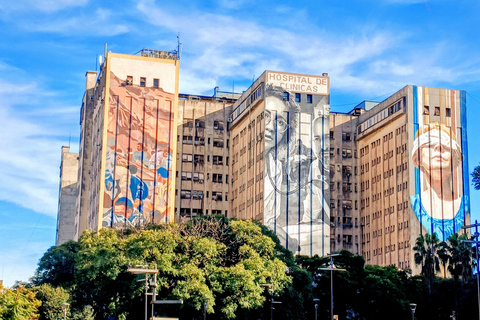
top-left (56, 48), bottom-right (470, 272)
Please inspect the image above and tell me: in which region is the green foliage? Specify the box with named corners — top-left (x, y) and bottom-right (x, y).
top-left (471, 164), bottom-right (480, 190)
top-left (33, 241), bottom-right (80, 288)
top-left (32, 220), bottom-right (479, 320)
top-left (34, 218), bottom-right (292, 320)
top-left (34, 284), bottom-right (70, 320)
top-left (413, 233), bottom-right (441, 296)
top-left (0, 283), bottom-right (41, 320)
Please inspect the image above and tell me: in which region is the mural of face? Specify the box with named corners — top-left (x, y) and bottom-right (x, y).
top-left (264, 96), bottom-right (289, 151)
top-left (420, 140), bottom-right (452, 173)
top-left (312, 117), bottom-right (323, 158)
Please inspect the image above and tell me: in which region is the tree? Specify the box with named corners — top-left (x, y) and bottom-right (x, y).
top-left (34, 284), bottom-right (70, 320)
top-left (35, 218), bottom-right (292, 320)
top-left (413, 233), bottom-right (441, 302)
top-left (32, 241), bottom-right (80, 288)
top-left (0, 283), bottom-right (41, 320)
top-left (471, 165), bottom-right (480, 190)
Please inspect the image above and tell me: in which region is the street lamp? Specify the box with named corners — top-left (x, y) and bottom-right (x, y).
top-left (203, 297), bottom-right (209, 320)
top-left (319, 253), bottom-right (345, 320)
top-left (313, 298), bottom-right (320, 320)
top-left (62, 303), bottom-right (70, 320)
top-left (128, 263), bottom-right (159, 320)
top-left (261, 284), bottom-right (281, 320)
top-left (409, 303), bottom-right (417, 320)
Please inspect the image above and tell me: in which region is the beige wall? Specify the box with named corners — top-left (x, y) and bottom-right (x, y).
top-left (175, 95), bottom-right (235, 221)
top-left (56, 146), bottom-right (79, 245)
top-left (329, 112), bottom-right (361, 255)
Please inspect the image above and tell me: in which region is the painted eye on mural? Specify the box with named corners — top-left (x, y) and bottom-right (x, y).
top-left (265, 112), bottom-right (289, 133)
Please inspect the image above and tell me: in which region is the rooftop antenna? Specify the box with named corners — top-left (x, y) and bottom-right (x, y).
top-left (177, 33), bottom-right (183, 59)
top-left (104, 43), bottom-right (108, 60)
top-left (252, 75), bottom-right (255, 84)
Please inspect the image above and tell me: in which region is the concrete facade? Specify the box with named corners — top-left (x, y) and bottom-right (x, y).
top-left (56, 146), bottom-right (79, 245)
top-left (56, 55), bottom-right (471, 275)
top-left (329, 109), bottom-right (363, 255)
top-left (175, 93), bottom-right (237, 221)
top-left (357, 86), bottom-right (470, 272)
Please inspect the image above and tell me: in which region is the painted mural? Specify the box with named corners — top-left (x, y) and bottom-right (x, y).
top-left (103, 71), bottom-right (175, 228)
top-left (411, 87), bottom-right (469, 240)
top-left (263, 83), bottom-right (330, 256)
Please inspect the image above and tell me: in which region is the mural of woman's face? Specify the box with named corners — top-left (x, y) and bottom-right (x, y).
top-left (264, 96), bottom-right (289, 151)
top-left (420, 140), bottom-right (452, 173)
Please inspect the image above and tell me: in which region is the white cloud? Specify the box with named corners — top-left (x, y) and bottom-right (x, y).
top-left (19, 8), bottom-right (129, 36)
top-left (0, 0), bottom-right (89, 13)
top-left (0, 62), bottom-right (78, 217)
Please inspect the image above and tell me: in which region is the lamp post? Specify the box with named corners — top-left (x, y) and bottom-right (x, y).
top-left (203, 297), bottom-right (209, 320)
top-left (313, 298), bottom-right (320, 320)
top-left (319, 253), bottom-right (345, 320)
top-left (128, 263), bottom-right (159, 320)
top-left (62, 303), bottom-right (70, 320)
top-left (409, 303), bottom-right (417, 320)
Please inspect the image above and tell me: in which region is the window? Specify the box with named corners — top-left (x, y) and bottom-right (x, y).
top-left (194, 155), bottom-right (204, 163)
top-left (183, 136), bottom-right (193, 144)
top-left (213, 156), bottom-right (223, 165)
top-left (192, 190), bottom-right (204, 199)
top-left (446, 108), bottom-right (451, 117)
top-left (195, 120), bottom-right (205, 128)
top-left (212, 174), bottom-right (223, 183)
top-left (214, 121), bottom-right (224, 130)
top-left (140, 77), bottom-right (146, 87)
top-left (182, 154), bottom-right (193, 162)
top-left (180, 190), bottom-right (191, 199)
top-left (342, 149), bottom-right (352, 158)
top-left (126, 76), bottom-right (133, 85)
top-left (342, 132), bottom-right (351, 141)
top-left (295, 93), bottom-right (301, 103)
top-left (153, 78), bottom-right (159, 88)
top-left (213, 139), bottom-right (224, 147)
top-left (283, 92), bottom-right (290, 101)
top-left (307, 94), bottom-right (313, 104)
top-left (181, 172), bottom-right (192, 180)
top-left (212, 191), bottom-right (223, 201)
top-left (193, 172), bottom-right (204, 182)
top-left (194, 137), bottom-right (205, 145)
top-left (434, 107), bottom-right (440, 116)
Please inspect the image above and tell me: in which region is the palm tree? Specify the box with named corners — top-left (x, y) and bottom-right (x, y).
top-left (413, 233), bottom-right (440, 297)
top-left (437, 233), bottom-right (474, 319)
top-left (446, 233), bottom-right (474, 283)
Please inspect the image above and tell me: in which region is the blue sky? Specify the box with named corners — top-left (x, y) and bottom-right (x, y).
top-left (2, 0), bottom-right (480, 287)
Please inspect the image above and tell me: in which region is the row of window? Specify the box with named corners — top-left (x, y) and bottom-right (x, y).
top-left (125, 76), bottom-right (160, 88)
top-left (180, 171), bottom-right (228, 182)
top-left (181, 154), bottom-right (227, 165)
top-left (182, 136), bottom-right (228, 147)
top-left (359, 99), bottom-right (403, 134)
top-left (183, 120), bottom-right (225, 130)
top-left (424, 106), bottom-right (451, 117)
top-left (180, 190), bottom-right (226, 201)
top-left (179, 208), bottom-right (225, 216)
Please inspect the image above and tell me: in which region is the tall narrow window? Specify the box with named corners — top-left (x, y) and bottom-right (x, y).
top-left (153, 79), bottom-right (159, 88)
top-left (295, 93), bottom-right (301, 103)
top-left (140, 77), bottom-right (146, 87)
